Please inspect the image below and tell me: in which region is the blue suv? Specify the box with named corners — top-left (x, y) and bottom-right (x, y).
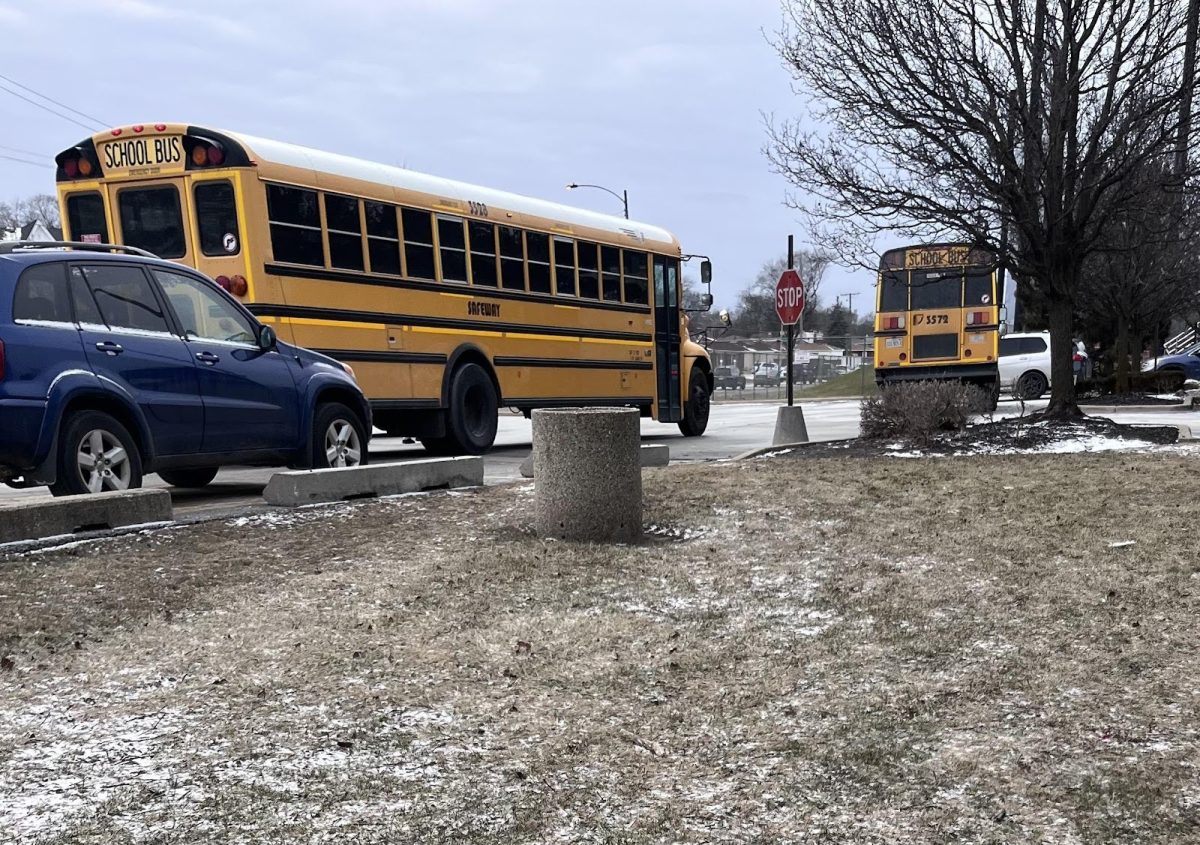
top-left (0, 242), bottom-right (370, 496)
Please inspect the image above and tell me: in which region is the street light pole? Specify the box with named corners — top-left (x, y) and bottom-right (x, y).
top-left (566, 182), bottom-right (629, 219)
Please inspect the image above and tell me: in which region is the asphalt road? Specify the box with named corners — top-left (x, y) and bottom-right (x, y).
top-left (2, 397), bottom-right (1196, 520)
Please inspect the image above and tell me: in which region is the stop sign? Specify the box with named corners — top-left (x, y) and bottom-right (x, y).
top-left (775, 268), bottom-right (805, 325)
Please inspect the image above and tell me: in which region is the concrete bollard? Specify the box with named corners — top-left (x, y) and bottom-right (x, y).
top-left (772, 405), bottom-right (809, 446)
top-left (519, 443), bottom-right (669, 478)
top-left (532, 407), bottom-right (642, 543)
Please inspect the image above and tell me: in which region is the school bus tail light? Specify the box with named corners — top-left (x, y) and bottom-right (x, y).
top-left (59, 151), bottom-right (96, 180)
top-left (883, 316), bottom-right (905, 330)
top-left (965, 310), bottom-right (990, 326)
top-left (229, 275), bottom-right (247, 297)
top-left (189, 141), bottom-right (226, 168)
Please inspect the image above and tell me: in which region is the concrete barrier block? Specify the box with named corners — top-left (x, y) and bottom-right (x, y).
top-left (640, 443), bottom-right (670, 467)
top-left (520, 443), bottom-right (670, 478)
top-left (0, 489), bottom-right (173, 544)
top-left (533, 407), bottom-right (642, 543)
top-left (772, 405), bottom-right (809, 446)
top-left (263, 457), bottom-right (483, 507)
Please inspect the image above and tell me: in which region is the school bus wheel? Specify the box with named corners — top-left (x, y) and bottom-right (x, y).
top-left (437, 362), bottom-right (499, 455)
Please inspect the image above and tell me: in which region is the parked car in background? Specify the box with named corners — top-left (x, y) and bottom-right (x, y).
top-left (0, 242), bottom-right (371, 496)
top-left (998, 331), bottom-right (1052, 399)
top-left (751, 362), bottom-right (783, 387)
top-left (714, 366), bottom-right (745, 390)
top-left (1143, 348), bottom-right (1200, 380)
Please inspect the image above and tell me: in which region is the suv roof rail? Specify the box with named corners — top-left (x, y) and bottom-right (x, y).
top-left (0, 240), bottom-right (160, 259)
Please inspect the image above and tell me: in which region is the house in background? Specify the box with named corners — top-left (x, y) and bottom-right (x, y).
top-left (1, 220), bottom-right (63, 242)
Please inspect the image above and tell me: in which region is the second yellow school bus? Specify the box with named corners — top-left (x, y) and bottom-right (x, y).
top-left (874, 243), bottom-right (1002, 408)
top-left (54, 124), bottom-right (715, 453)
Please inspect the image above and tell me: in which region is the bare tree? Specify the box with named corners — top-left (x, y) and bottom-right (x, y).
top-left (769, 0), bottom-right (1200, 416)
top-left (1077, 165), bottom-right (1200, 388)
top-left (0, 194), bottom-right (61, 230)
top-left (734, 250), bottom-right (832, 335)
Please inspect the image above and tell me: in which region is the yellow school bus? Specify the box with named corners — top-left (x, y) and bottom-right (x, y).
top-left (54, 124), bottom-right (715, 453)
top-left (873, 243), bottom-right (1002, 406)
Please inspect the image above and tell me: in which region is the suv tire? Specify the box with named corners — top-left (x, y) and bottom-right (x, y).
top-left (158, 467), bottom-right (219, 488)
top-left (312, 402), bottom-right (368, 468)
top-left (1015, 371), bottom-right (1048, 400)
top-left (49, 410), bottom-right (143, 497)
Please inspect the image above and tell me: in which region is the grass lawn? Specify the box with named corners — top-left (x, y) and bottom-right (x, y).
top-left (2, 450), bottom-right (1198, 842)
top-left (795, 365), bottom-right (879, 398)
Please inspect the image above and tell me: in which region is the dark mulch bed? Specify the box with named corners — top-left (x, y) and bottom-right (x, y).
top-left (771, 414), bottom-right (1181, 459)
top-left (1077, 393), bottom-right (1183, 406)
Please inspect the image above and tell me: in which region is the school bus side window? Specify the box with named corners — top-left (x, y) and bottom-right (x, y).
top-left (402, 208), bottom-right (435, 280)
top-left (365, 201), bottom-right (401, 275)
top-left (325, 193), bottom-right (364, 272)
top-left (622, 250), bottom-right (649, 306)
top-left (194, 181), bottom-right (240, 257)
top-left (266, 183), bottom-right (324, 266)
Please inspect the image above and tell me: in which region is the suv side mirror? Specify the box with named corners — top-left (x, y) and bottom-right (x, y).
top-left (258, 324), bottom-right (277, 350)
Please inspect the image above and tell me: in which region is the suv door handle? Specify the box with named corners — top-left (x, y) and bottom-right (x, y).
top-left (94, 341), bottom-right (123, 356)
top-left (195, 351), bottom-right (221, 365)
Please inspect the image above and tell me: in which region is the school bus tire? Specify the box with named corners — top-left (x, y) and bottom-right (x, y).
top-left (678, 367), bottom-right (711, 437)
top-left (437, 362), bottom-right (499, 455)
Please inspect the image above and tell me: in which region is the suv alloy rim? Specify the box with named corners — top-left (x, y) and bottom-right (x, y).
top-left (76, 429), bottom-right (132, 493)
top-left (324, 419), bottom-right (362, 467)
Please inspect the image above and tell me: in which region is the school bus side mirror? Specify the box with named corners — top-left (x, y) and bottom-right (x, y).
top-left (700, 292), bottom-right (713, 310)
top-left (719, 308), bottom-right (732, 327)
top-left (701, 260), bottom-right (712, 285)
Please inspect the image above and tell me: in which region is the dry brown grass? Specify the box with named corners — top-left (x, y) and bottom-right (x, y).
top-left (2, 450), bottom-right (1200, 843)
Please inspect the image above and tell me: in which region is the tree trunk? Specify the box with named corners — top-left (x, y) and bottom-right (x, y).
top-left (1044, 295), bottom-right (1083, 418)
top-left (1114, 314), bottom-right (1131, 394)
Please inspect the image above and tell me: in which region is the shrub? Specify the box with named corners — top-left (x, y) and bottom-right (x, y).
top-left (861, 380), bottom-right (987, 444)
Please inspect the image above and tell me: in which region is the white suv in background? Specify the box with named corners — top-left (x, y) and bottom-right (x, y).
top-left (998, 331), bottom-right (1052, 399)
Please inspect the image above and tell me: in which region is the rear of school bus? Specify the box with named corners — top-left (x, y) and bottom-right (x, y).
top-left (873, 244), bottom-right (1001, 404)
top-left (55, 124), bottom-right (254, 297)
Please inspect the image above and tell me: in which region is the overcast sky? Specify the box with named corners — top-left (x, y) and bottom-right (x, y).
top-left (0, 0), bottom-right (876, 315)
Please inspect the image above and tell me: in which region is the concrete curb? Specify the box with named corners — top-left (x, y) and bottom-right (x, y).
top-left (734, 438), bottom-right (859, 460)
top-left (263, 457), bottom-right (484, 507)
top-left (1079, 404), bottom-right (1191, 413)
top-left (0, 489), bottom-right (173, 544)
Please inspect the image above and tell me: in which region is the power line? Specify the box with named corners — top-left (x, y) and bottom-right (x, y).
top-left (0, 72), bottom-right (106, 129)
top-left (0, 152), bottom-right (49, 168)
top-left (0, 81), bottom-right (101, 133)
top-left (0, 142), bottom-right (45, 158)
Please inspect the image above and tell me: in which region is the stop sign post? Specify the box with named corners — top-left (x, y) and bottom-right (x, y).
top-left (776, 267), bottom-right (805, 406)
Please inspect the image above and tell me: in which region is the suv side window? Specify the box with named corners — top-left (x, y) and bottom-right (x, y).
top-left (153, 269), bottom-right (257, 345)
top-left (999, 337), bottom-right (1020, 356)
top-left (77, 264), bottom-right (172, 335)
top-left (13, 264), bottom-right (72, 323)
top-left (1023, 337), bottom-right (1048, 354)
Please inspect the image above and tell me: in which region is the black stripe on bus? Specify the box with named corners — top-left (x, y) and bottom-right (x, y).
top-left (311, 349), bottom-right (448, 365)
top-left (505, 397), bottom-right (654, 410)
top-left (250, 304), bottom-right (652, 343)
top-left (371, 399), bottom-right (442, 410)
top-left (263, 262), bottom-right (653, 315)
top-left (494, 356), bottom-right (653, 371)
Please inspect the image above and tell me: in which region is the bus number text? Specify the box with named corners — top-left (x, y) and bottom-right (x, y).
top-left (467, 201), bottom-right (490, 218)
top-left (913, 314), bottom-right (949, 326)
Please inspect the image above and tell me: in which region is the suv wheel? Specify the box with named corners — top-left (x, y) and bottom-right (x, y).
top-left (158, 467), bottom-right (219, 488)
top-left (1015, 371), bottom-right (1048, 400)
top-left (313, 403), bottom-right (368, 468)
top-left (49, 410), bottom-right (143, 497)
